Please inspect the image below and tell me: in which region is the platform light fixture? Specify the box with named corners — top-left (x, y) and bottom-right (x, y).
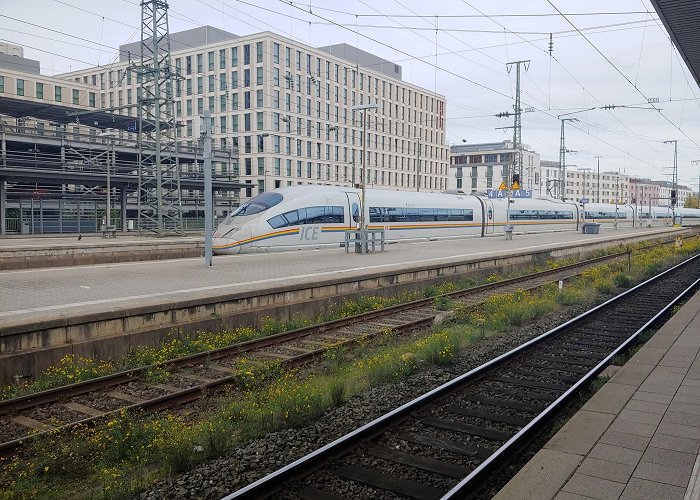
top-left (351, 103), bottom-right (379, 253)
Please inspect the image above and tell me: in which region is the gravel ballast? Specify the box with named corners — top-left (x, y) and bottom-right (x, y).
top-left (134, 299), bottom-right (594, 500)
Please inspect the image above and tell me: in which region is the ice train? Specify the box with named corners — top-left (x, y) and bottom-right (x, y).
top-left (212, 186), bottom-right (699, 255)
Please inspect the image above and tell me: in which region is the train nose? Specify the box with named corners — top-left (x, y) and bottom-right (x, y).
top-left (212, 226), bottom-right (250, 255)
top-left (212, 236), bottom-right (241, 254)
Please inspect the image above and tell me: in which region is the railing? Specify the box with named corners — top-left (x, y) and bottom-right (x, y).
top-left (344, 229), bottom-right (385, 254)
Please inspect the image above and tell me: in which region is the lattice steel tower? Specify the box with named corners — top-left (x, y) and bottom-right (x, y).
top-left (137, 0), bottom-right (182, 235)
top-left (507, 60), bottom-right (529, 183)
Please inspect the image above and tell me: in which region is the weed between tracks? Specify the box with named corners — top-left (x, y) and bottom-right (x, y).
top-left (1, 237), bottom-right (699, 499)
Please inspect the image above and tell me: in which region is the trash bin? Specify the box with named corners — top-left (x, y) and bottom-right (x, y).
top-left (20, 222), bottom-right (30, 235)
top-left (127, 220), bottom-right (134, 231)
top-left (582, 222), bottom-right (601, 234)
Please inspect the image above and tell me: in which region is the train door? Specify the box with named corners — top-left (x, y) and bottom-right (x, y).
top-left (345, 192), bottom-right (361, 229)
top-left (482, 198), bottom-right (495, 235)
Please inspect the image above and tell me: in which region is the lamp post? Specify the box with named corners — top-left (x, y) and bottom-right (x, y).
top-left (578, 167), bottom-right (590, 223)
top-left (351, 103), bottom-right (379, 253)
top-left (595, 156), bottom-right (602, 203)
top-left (98, 129), bottom-right (117, 229)
top-left (414, 134), bottom-right (421, 192)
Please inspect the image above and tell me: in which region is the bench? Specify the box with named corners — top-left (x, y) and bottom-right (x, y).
top-left (101, 225), bottom-right (118, 238)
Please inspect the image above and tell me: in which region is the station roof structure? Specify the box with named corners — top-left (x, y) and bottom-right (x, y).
top-left (651, 0), bottom-right (700, 88)
top-left (0, 96), bottom-right (140, 131)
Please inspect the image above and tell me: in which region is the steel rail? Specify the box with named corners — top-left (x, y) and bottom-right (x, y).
top-left (222, 253), bottom-right (700, 500)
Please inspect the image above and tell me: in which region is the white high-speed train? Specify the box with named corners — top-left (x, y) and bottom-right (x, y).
top-left (582, 203), bottom-right (700, 228)
top-left (212, 186), bottom-right (581, 254)
top-left (212, 186), bottom-right (700, 254)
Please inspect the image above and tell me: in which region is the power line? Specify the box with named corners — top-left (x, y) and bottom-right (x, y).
top-left (546, 0), bottom-right (700, 151)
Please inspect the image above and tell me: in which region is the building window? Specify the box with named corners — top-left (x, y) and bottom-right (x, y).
top-left (256, 67), bottom-right (263, 85)
top-left (197, 77), bottom-right (203, 94)
top-left (196, 54), bottom-right (203, 73)
top-left (89, 92), bottom-right (96, 107)
top-left (220, 115), bottom-right (227, 133)
top-left (244, 44), bottom-right (251, 65)
top-left (244, 91), bottom-right (251, 109)
top-left (1, 76), bottom-right (6, 93)
top-left (273, 43), bottom-right (280, 64)
top-left (257, 112), bottom-right (264, 131)
top-left (208, 75), bottom-right (215, 92)
top-left (54, 85), bottom-right (62, 102)
top-left (244, 69), bottom-right (250, 87)
top-left (231, 70), bottom-right (238, 88)
top-left (256, 41), bottom-right (263, 63)
top-left (208, 51), bottom-right (214, 71)
top-left (219, 49), bottom-right (226, 69)
top-left (244, 113), bottom-right (251, 131)
top-left (186, 79), bottom-right (192, 95)
top-left (232, 47), bottom-right (238, 66)
top-left (16, 79), bottom-right (24, 96)
top-left (34, 82), bottom-right (44, 99)
top-left (256, 89), bottom-right (263, 107)
top-left (72, 89), bottom-right (79, 104)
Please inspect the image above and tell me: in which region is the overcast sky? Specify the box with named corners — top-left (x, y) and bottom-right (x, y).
top-left (3, 0), bottom-right (700, 188)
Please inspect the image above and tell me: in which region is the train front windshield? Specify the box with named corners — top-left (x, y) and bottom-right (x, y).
top-left (224, 192), bottom-right (283, 224)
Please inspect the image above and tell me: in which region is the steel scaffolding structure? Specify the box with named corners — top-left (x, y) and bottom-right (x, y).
top-left (136, 0), bottom-right (182, 236)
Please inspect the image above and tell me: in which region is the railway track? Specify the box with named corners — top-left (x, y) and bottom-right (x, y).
top-left (221, 253), bottom-right (700, 500)
top-left (0, 252), bottom-right (629, 456)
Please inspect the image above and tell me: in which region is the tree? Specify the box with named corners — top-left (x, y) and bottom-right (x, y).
top-left (684, 194), bottom-right (699, 208)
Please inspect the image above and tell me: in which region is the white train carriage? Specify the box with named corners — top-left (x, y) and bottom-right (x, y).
top-left (212, 187), bottom-right (580, 255)
top-left (582, 203), bottom-right (636, 228)
top-left (499, 197), bottom-right (579, 233)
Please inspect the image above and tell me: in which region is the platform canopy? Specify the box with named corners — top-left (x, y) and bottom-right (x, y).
top-left (0, 96), bottom-right (146, 132)
top-left (651, 0), bottom-right (700, 88)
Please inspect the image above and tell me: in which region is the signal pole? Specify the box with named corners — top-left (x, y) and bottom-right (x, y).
top-left (663, 140), bottom-right (678, 207)
top-left (558, 117), bottom-right (578, 200)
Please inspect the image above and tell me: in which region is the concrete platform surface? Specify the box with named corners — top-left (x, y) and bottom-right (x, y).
top-left (493, 286), bottom-right (700, 500)
top-left (0, 227), bottom-right (682, 330)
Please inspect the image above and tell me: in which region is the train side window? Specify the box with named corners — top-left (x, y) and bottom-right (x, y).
top-left (406, 208), bottom-right (420, 222)
top-left (305, 206), bottom-right (325, 224)
top-left (447, 209), bottom-right (461, 221)
top-left (267, 215), bottom-right (286, 229)
top-left (436, 209), bottom-right (448, 221)
top-left (420, 208), bottom-right (436, 222)
top-left (326, 206), bottom-right (344, 223)
top-left (369, 207), bottom-right (382, 223)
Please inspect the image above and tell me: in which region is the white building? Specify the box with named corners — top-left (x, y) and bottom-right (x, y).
top-left (60, 26), bottom-right (449, 201)
top-left (449, 141), bottom-right (540, 194)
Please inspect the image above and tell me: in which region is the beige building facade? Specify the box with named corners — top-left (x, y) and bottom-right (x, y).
top-left (60, 27), bottom-right (449, 200)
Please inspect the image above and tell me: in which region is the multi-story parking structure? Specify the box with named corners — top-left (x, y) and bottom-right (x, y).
top-left (61, 26), bottom-right (449, 202)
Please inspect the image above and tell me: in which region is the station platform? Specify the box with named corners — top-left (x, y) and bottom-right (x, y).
top-left (0, 226), bottom-right (688, 383)
top-left (0, 233), bottom-right (203, 270)
top-left (0, 226), bottom-right (683, 323)
top-left (493, 288), bottom-right (700, 500)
